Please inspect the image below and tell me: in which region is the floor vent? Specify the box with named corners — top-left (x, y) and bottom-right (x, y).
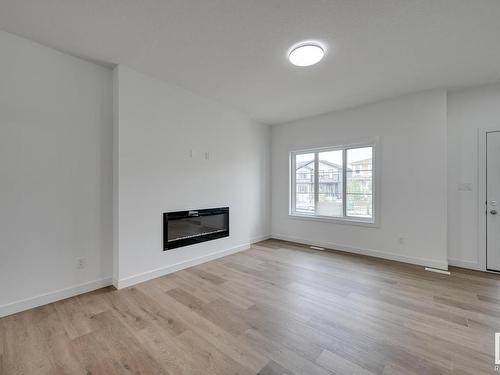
top-left (424, 267), bottom-right (450, 275)
top-left (310, 246), bottom-right (325, 251)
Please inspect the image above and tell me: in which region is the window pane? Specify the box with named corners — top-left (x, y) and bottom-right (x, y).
top-left (346, 147), bottom-right (373, 218)
top-left (317, 150), bottom-right (343, 217)
top-left (295, 153), bottom-right (315, 214)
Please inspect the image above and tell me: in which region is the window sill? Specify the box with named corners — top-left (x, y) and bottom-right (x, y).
top-left (288, 213), bottom-right (378, 228)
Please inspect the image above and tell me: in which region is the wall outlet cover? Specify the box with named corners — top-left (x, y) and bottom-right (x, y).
top-left (458, 183), bottom-right (473, 191)
top-left (76, 258), bottom-right (86, 269)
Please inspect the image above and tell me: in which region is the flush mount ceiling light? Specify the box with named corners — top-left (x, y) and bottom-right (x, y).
top-left (288, 42), bottom-right (325, 67)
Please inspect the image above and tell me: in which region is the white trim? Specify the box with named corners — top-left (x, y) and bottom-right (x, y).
top-left (288, 213), bottom-right (378, 227)
top-left (0, 277), bottom-right (112, 318)
top-left (115, 243), bottom-right (250, 289)
top-left (448, 258), bottom-right (481, 270)
top-left (0, 240), bottom-right (258, 318)
top-left (250, 234), bottom-right (271, 243)
top-left (288, 139), bottom-right (378, 155)
top-left (271, 233), bottom-right (448, 270)
top-left (477, 126), bottom-right (500, 272)
top-left (478, 128), bottom-right (487, 271)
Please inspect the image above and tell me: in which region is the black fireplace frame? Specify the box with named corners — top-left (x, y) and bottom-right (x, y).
top-left (163, 207), bottom-right (229, 250)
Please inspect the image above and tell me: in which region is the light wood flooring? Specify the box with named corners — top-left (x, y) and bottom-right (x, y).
top-left (2, 239), bottom-right (500, 374)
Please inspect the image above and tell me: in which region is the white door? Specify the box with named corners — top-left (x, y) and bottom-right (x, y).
top-left (487, 131), bottom-right (500, 271)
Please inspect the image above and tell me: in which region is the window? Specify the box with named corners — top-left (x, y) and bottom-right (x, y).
top-left (290, 142), bottom-right (376, 224)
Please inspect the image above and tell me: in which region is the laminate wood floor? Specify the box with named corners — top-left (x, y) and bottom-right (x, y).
top-left (2, 239), bottom-right (500, 374)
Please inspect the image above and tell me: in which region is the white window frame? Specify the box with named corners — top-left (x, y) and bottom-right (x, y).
top-left (289, 139), bottom-right (379, 227)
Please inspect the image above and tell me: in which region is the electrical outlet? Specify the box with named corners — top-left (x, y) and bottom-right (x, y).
top-left (458, 183), bottom-right (473, 191)
top-left (77, 257), bottom-right (86, 270)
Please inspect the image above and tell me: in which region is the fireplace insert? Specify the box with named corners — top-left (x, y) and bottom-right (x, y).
top-left (163, 207), bottom-right (229, 250)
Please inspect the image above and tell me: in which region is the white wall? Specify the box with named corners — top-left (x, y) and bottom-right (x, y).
top-left (0, 30), bottom-right (113, 316)
top-left (447, 82), bottom-right (500, 270)
top-left (1, 26), bottom-right (494, 319)
top-left (271, 90), bottom-right (448, 269)
top-left (114, 66), bottom-right (271, 288)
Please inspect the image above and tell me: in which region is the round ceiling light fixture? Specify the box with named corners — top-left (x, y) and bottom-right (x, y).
top-left (288, 42), bottom-right (325, 67)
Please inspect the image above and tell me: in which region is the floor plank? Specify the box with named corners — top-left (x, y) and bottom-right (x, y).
top-left (1, 239), bottom-right (500, 374)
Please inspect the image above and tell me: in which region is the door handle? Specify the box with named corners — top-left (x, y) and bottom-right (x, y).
top-left (491, 210), bottom-right (498, 215)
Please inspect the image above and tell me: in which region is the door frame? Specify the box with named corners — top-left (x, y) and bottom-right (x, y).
top-left (478, 127), bottom-right (500, 272)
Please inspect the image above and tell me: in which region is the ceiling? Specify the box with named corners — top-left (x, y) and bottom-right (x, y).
top-left (1, 1), bottom-right (500, 124)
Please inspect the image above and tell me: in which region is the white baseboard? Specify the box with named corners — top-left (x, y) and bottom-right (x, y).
top-left (0, 277), bottom-right (112, 318)
top-left (250, 234), bottom-right (271, 244)
top-left (115, 242), bottom-right (251, 289)
top-left (271, 233), bottom-right (448, 270)
top-left (448, 258), bottom-right (481, 270)
top-left (0, 240), bottom-right (258, 318)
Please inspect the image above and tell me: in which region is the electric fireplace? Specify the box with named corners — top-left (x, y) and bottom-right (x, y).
top-left (163, 207), bottom-right (229, 250)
